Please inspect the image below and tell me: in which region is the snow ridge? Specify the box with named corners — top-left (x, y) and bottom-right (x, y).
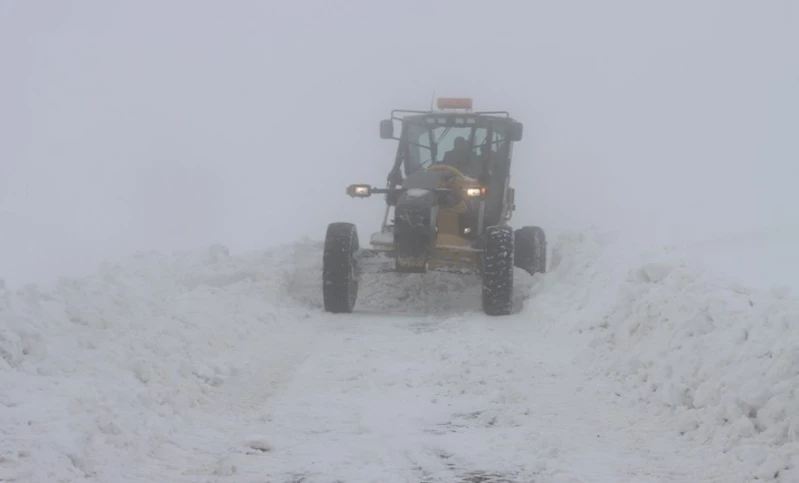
top-left (548, 231), bottom-right (799, 481)
top-left (0, 242), bottom-right (321, 481)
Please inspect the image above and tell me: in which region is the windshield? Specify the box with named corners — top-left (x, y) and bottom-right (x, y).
top-left (404, 122), bottom-right (491, 176)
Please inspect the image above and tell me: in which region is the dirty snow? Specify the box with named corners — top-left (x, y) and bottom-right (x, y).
top-left (1, 231), bottom-right (797, 482)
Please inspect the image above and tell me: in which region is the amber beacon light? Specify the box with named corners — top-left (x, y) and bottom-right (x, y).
top-left (436, 97), bottom-right (473, 110)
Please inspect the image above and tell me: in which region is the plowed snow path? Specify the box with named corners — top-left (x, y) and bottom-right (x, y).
top-left (219, 313), bottom-right (731, 483)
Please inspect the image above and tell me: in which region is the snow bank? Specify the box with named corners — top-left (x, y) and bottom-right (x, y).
top-left (0, 241), bottom-right (321, 482)
top-left (537, 230), bottom-right (799, 481)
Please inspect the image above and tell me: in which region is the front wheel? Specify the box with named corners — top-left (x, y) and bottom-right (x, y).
top-left (322, 222), bottom-right (359, 313)
top-left (482, 225), bottom-right (514, 316)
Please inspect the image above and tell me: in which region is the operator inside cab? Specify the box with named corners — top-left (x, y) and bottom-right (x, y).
top-left (442, 136), bottom-right (473, 174)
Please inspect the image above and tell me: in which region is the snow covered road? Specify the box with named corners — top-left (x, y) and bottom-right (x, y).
top-left (245, 310), bottom-right (731, 482)
top-left (2, 231), bottom-right (797, 482)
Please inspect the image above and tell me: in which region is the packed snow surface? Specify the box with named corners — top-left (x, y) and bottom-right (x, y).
top-left (1, 231), bottom-right (797, 482)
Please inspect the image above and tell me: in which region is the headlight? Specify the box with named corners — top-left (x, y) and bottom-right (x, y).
top-left (346, 184), bottom-right (372, 197)
top-left (465, 187), bottom-right (486, 197)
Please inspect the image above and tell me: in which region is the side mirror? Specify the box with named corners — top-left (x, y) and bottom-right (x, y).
top-left (509, 121), bottom-right (523, 141)
top-left (380, 119), bottom-right (394, 139)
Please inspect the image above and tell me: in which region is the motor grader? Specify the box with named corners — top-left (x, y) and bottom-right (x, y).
top-left (322, 97), bottom-right (546, 316)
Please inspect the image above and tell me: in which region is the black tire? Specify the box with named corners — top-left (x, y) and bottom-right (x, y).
top-left (323, 222), bottom-right (359, 313)
top-left (514, 226), bottom-right (547, 275)
top-left (482, 225), bottom-right (514, 316)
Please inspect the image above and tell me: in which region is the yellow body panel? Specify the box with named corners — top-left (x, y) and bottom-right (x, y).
top-left (427, 244), bottom-right (481, 272)
top-left (434, 232), bottom-right (470, 246)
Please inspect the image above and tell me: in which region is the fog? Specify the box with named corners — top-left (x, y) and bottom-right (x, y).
top-left (2, 0), bottom-right (797, 287)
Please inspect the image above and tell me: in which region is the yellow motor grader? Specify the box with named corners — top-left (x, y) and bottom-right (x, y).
top-left (322, 97), bottom-right (546, 316)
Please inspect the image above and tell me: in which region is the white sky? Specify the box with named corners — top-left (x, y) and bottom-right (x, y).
top-left (1, 0), bottom-right (797, 287)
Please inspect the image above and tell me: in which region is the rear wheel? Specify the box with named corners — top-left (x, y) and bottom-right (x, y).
top-left (482, 225), bottom-right (514, 316)
top-left (323, 222), bottom-right (359, 313)
top-left (514, 226), bottom-right (546, 275)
